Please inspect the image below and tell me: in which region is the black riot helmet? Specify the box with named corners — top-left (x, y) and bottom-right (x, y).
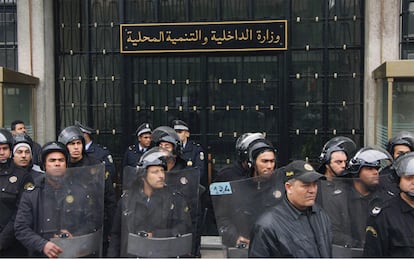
top-left (40, 141), bottom-right (69, 170)
top-left (58, 125), bottom-right (85, 147)
top-left (138, 147), bottom-right (172, 170)
top-left (13, 133), bottom-right (33, 148)
top-left (151, 126), bottom-right (182, 156)
top-left (393, 151), bottom-right (414, 178)
top-left (0, 128), bottom-right (14, 149)
top-left (137, 147), bottom-right (173, 177)
top-left (319, 136), bottom-right (356, 166)
top-left (247, 139), bottom-right (276, 168)
top-left (393, 151), bottom-right (414, 200)
top-left (235, 132), bottom-right (265, 163)
top-left (0, 128), bottom-right (13, 163)
top-left (386, 131), bottom-right (414, 157)
top-left (345, 146), bottom-right (393, 176)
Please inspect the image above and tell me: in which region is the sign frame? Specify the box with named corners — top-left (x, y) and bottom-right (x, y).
top-left (120, 20), bottom-right (288, 54)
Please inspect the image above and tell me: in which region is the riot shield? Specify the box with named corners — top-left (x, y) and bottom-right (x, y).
top-left (317, 175), bottom-right (395, 258)
top-left (121, 165), bottom-right (138, 191)
top-left (210, 171), bottom-right (285, 257)
top-left (116, 166), bottom-right (198, 257)
top-left (45, 164), bottom-right (105, 258)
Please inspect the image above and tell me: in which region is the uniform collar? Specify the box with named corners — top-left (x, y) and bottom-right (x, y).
top-left (85, 141), bottom-right (93, 151)
top-left (284, 196), bottom-right (317, 219)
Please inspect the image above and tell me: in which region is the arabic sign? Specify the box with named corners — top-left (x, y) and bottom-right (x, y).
top-left (120, 20), bottom-right (287, 54)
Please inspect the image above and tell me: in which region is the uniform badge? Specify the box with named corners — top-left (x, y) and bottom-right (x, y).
top-left (107, 155), bottom-right (113, 163)
top-left (180, 177), bottom-right (188, 185)
top-left (187, 160), bottom-right (193, 166)
top-left (304, 163), bottom-right (314, 171)
top-left (105, 171), bottom-right (110, 180)
top-left (366, 226), bottom-right (377, 237)
top-left (66, 195), bottom-right (74, 204)
top-left (371, 206), bottom-right (381, 215)
top-left (273, 190), bottom-right (282, 199)
top-left (200, 152), bottom-right (205, 161)
top-left (334, 189), bottom-right (342, 195)
top-left (24, 182), bottom-right (34, 190)
top-left (9, 176), bottom-right (17, 183)
top-left (170, 203), bottom-right (175, 210)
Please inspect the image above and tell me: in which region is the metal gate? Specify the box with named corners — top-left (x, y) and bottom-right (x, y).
top-left (55, 0), bottom-right (365, 179)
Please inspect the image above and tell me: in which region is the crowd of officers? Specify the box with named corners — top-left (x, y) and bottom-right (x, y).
top-left (0, 118), bottom-right (413, 257)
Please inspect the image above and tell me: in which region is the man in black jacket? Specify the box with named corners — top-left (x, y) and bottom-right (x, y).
top-left (15, 141), bottom-right (104, 257)
top-left (363, 152), bottom-right (414, 257)
top-left (248, 160), bottom-right (332, 258)
top-left (58, 125), bottom-right (116, 256)
top-left (0, 129), bottom-right (34, 257)
top-left (108, 147), bottom-right (192, 257)
top-left (14, 141), bottom-right (69, 257)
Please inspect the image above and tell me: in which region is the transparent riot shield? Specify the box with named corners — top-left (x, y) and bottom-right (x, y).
top-left (116, 166), bottom-right (198, 257)
top-left (210, 171), bottom-right (285, 258)
top-left (44, 164), bottom-right (105, 258)
top-left (317, 174), bottom-right (396, 258)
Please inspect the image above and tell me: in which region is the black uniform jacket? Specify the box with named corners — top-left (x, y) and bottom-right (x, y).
top-left (107, 182), bottom-right (192, 257)
top-left (14, 175), bottom-right (100, 257)
top-left (181, 141), bottom-right (206, 184)
top-left (214, 161), bottom-right (250, 183)
top-left (86, 141), bottom-right (116, 182)
top-left (0, 162), bottom-right (33, 256)
top-left (248, 197), bottom-right (332, 258)
top-left (69, 155), bottom-right (116, 242)
top-left (363, 195), bottom-right (414, 257)
top-left (122, 142), bottom-right (147, 167)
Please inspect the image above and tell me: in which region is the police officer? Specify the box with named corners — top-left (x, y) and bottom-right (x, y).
top-left (382, 131), bottom-right (414, 194)
top-left (75, 120), bottom-right (116, 183)
top-left (329, 147), bottom-right (395, 248)
top-left (123, 122), bottom-right (152, 167)
top-left (386, 131), bottom-right (414, 159)
top-left (58, 125), bottom-right (116, 256)
top-left (15, 141), bottom-right (103, 257)
top-left (0, 128), bottom-right (34, 257)
top-left (108, 147), bottom-right (192, 257)
top-left (318, 136), bottom-right (357, 178)
top-left (363, 151), bottom-right (414, 257)
top-left (152, 126), bottom-right (187, 171)
top-left (315, 136), bottom-right (357, 245)
top-left (214, 132), bottom-right (265, 182)
top-left (12, 133), bottom-right (44, 180)
top-left (14, 141), bottom-right (69, 257)
top-left (172, 120), bottom-right (206, 185)
top-left (215, 138), bottom-right (280, 248)
top-left (248, 160), bottom-right (331, 257)
top-left (10, 120), bottom-right (42, 166)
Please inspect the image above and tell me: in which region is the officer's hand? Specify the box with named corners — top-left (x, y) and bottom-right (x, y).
top-left (236, 236), bottom-right (250, 248)
top-left (147, 232), bottom-right (153, 238)
top-left (43, 241), bottom-right (63, 258)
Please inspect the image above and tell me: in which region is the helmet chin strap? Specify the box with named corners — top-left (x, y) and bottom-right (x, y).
top-left (327, 164), bottom-right (340, 177)
top-left (403, 191), bottom-right (414, 201)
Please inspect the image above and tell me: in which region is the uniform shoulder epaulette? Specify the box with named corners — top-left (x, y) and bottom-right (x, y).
top-left (370, 198), bottom-right (393, 216)
top-left (24, 182), bottom-right (36, 191)
top-left (370, 206), bottom-right (382, 216)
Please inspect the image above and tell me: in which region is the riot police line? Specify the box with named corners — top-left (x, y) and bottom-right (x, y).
top-left (2, 125), bottom-right (414, 258)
